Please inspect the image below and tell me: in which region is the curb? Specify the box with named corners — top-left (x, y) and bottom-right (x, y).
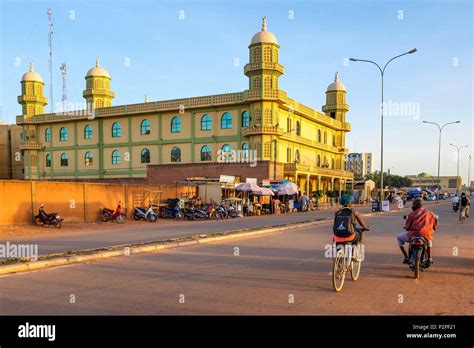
top-left (0, 206), bottom-right (415, 276)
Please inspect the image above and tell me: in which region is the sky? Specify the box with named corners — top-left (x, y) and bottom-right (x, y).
top-left (0, 0), bottom-right (472, 183)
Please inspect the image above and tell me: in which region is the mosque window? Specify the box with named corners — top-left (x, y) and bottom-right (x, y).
top-left (171, 147), bottom-right (181, 162)
top-left (112, 150), bottom-right (121, 165)
top-left (264, 108), bottom-right (272, 125)
top-left (60, 153), bottom-right (68, 167)
top-left (45, 128), bottom-right (51, 142)
top-left (332, 158), bottom-right (335, 169)
top-left (221, 144), bottom-right (232, 153)
top-left (31, 154), bottom-right (36, 166)
top-left (28, 106), bottom-right (35, 116)
top-left (85, 152), bottom-right (93, 166)
top-left (242, 111), bottom-right (250, 127)
top-left (254, 142), bottom-right (260, 158)
top-left (141, 148), bottom-right (150, 163)
top-left (112, 122), bottom-right (121, 137)
top-left (264, 77), bottom-right (272, 94)
top-left (141, 119), bottom-right (151, 135)
top-left (318, 129), bottom-right (322, 142)
top-left (264, 47), bottom-right (272, 62)
top-left (201, 114), bottom-right (212, 131)
top-left (324, 131), bottom-right (328, 144)
top-left (287, 148), bottom-right (292, 163)
top-left (295, 150), bottom-right (300, 163)
top-left (171, 117), bottom-right (181, 133)
top-left (84, 125), bottom-right (93, 139)
top-left (254, 109), bottom-right (262, 125)
top-left (330, 112), bottom-right (336, 119)
top-left (317, 154), bottom-right (321, 167)
top-left (45, 154), bottom-right (51, 168)
top-left (201, 145), bottom-right (212, 161)
top-left (333, 135), bottom-right (336, 146)
top-left (242, 143), bottom-right (249, 159)
top-left (264, 142), bottom-right (271, 158)
top-left (60, 127), bottom-right (68, 141)
top-left (221, 113), bottom-right (232, 129)
top-left (27, 84), bottom-right (34, 95)
top-left (287, 118), bottom-right (292, 133)
top-left (254, 48), bottom-right (261, 63)
top-left (253, 76), bottom-right (261, 91)
top-left (96, 99), bottom-right (103, 108)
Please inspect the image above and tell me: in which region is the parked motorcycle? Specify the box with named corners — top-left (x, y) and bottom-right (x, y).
top-left (101, 202), bottom-right (125, 223)
top-left (133, 206), bottom-right (158, 222)
top-left (34, 204), bottom-right (63, 228)
top-left (160, 205), bottom-right (184, 220)
top-left (215, 202), bottom-right (238, 219)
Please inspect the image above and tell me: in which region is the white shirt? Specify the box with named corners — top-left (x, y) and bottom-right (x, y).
top-left (452, 196), bottom-right (459, 203)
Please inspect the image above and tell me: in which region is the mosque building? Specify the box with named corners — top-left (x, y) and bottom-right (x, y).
top-left (16, 18), bottom-right (353, 194)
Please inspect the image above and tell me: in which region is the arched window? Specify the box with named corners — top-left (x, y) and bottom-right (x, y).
top-left (253, 76), bottom-right (261, 91)
top-left (171, 146), bottom-right (181, 162)
top-left (201, 145), bottom-right (212, 161)
top-left (242, 111), bottom-right (250, 127)
top-left (295, 121), bottom-right (301, 136)
top-left (287, 148), bottom-right (292, 163)
top-left (31, 154), bottom-right (36, 166)
top-left (324, 156), bottom-right (328, 167)
top-left (221, 112), bottom-right (232, 129)
top-left (85, 152), bottom-right (93, 166)
top-left (112, 150), bottom-right (121, 165)
top-left (60, 153), bottom-right (68, 166)
top-left (201, 114), bottom-right (212, 131)
top-left (84, 125), bottom-right (93, 139)
top-left (45, 128), bottom-right (51, 142)
top-left (141, 148), bottom-right (150, 163)
top-left (287, 118), bottom-right (292, 133)
top-left (332, 158), bottom-right (335, 169)
top-left (264, 76), bottom-right (272, 93)
top-left (317, 155), bottom-right (321, 167)
top-left (221, 144), bottom-right (231, 153)
top-left (324, 131), bottom-right (328, 144)
top-left (171, 117), bottom-right (181, 133)
top-left (318, 129), bottom-right (322, 142)
top-left (263, 46), bottom-right (272, 62)
top-left (141, 119), bottom-right (150, 135)
top-left (112, 122), bottom-right (121, 137)
top-left (45, 154), bottom-right (51, 167)
top-left (333, 135), bottom-right (337, 146)
top-left (60, 127), bottom-right (68, 141)
top-left (242, 143), bottom-right (249, 159)
top-left (295, 150), bottom-right (300, 163)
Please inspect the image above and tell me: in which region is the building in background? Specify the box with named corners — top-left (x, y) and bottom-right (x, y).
top-left (0, 124), bottom-right (24, 179)
top-left (345, 152), bottom-right (373, 179)
top-left (405, 173), bottom-right (461, 194)
top-left (15, 18), bottom-right (353, 193)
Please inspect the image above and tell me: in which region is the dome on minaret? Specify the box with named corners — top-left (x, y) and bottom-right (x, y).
top-left (327, 72), bottom-right (346, 92)
top-left (21, 62), bottom-right (44, 83)
top-left (251, 17), bottom-right (278, 45)
top-left (86, 57), bottom-right (111, 78)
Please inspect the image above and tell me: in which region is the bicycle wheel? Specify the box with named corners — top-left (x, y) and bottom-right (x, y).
top-left (332, 248), bottom-right (346, 292)
top-left (351, 244), bottom-right (362, 281)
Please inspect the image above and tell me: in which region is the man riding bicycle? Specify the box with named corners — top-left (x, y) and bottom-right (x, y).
top-left (459, 192), bottom-right (470, 219)
top-left (333, 194), bottom-right (370, 244)
top-left (397, 198), bottom-right (438, 267)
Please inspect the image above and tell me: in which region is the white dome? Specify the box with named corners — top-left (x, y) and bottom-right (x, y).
top-left (86, 58), bottom-right (111, 78)
top-left (22, 62), bottom-right (43, 83)
top-left (327, 72), bottom-right (346, 92)
top-left (250, 17), bottom-right (278, 45)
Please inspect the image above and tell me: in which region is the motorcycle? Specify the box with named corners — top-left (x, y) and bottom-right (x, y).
top-left (133, 206), bottom-right (158, 222)
top-left (34, 205), bottom-right (63, 228)
top-left (160, 205), bottom-right (184, 220)
top-left (101, 203), bottom-right (125, 223)
top-left (215, 202), bottom-right (238, 219)
top-left (452, 202), bottom-right (459, 212)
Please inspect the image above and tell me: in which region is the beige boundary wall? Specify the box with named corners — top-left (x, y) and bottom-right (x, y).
top-left (0, 180), bottom-right (196, 225)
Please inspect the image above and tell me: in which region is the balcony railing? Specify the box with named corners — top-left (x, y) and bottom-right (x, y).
top-left (284, 163), bottom-right (354, 178)
top-left (241, 126), bottom-right (283, 136)
top-left (19, 141), bottom-right (43, 150)
top-left (244, 62), bottom-right (284, 75)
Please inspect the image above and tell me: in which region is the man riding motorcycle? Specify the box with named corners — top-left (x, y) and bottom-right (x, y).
top-left (459, 192), bottom-right (470, 218)
top-left (396, 198), bottom-right (438, 267)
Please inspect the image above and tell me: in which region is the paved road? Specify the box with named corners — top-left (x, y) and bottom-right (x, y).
top-left (0, 201), bottom-right (471, 315)
top-left (1, 205), bottom-right (378, 255)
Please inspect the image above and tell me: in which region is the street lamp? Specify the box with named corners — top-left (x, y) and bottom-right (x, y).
top-left (468, 154), bottom-right (472, 192)
top-left (350, 48), bottom-right (417, 208)
top-left (272, 128), bottom-right (295, 180)
top-left (423, 120), bottom-right (461, 202)
top-left (449, 143), bottom-right (468, 193)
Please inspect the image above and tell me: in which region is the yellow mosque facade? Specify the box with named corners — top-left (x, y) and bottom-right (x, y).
top-left (16, 18), bottom-right (353, 194)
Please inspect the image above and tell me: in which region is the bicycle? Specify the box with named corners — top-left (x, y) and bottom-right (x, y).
top-left (459, 206), bottom-right (466, 224)
top-left (332, 227), bottom-right (369, 292)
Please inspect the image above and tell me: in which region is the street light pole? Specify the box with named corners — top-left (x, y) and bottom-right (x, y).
top-left (423, 120), bottom-right (460, 202)
top-left (350, 48), bottom-right (417, 210)
top-left (449, 143), bottom-right (468, 193)
top-left (468, 154), bottom-right (472, 192)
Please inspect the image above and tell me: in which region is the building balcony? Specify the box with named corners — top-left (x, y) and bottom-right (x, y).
top-left (19, 141), bottom-right (43, 150)
top-left (341, 122), bottom-right (351, 131)
top-left (244, 62), bottom-right (285, 75)
top-left (241, 125), bottom-right (284, 136)
top-left (284, 163), bottom-right (354, 179)
top-left (17, 95), bottom-right (48, 104)
top-left (322, 103), bottom-right (350, 113)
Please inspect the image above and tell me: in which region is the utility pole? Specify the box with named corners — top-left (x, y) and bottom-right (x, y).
top-left (60, 63), bottom-right (67, 111)
top-left (47, 8), bottom-right (54, 113)
top-left (468, 154), bottom-right (472, 192)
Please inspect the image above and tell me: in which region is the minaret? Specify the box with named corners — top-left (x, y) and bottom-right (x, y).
top-left (17, 62), bottom-right (48, 119)
top-left (83, 57), bottom-right (115, 108)
top-left (322, 72), bottom-right (349, 122)
top-left (244, 17), bottom-right (284, 100)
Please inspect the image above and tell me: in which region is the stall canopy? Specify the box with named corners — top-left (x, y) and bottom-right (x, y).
top-left (236, 183), bottom-right (274, 196)
top-left (275, 182), bottom-right (299, 195)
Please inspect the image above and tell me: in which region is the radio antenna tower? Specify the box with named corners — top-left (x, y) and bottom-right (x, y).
top-left (60, 63), bottom-right (67, 109)
top-left (47, 8), bottom-right (54, 112)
